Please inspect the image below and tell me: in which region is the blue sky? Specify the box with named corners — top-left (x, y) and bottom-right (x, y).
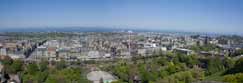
top-left (0, 0), bottom-right (243, 33)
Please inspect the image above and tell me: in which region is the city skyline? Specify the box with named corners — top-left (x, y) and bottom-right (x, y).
top-left (0, 0), bottom-right (243, 34)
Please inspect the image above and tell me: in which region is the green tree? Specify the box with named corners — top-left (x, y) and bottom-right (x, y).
top-left (45, 77), bottom-right (58, 83)
top-left (166, 62), bottom-right (177, 74)
top-left (11, 60), bottom-right (23, 73)
top-left (39, 60), bottom-right (48, 72)
top-left (3, 59), bottom-right (22, 74)
top-left (159, 70), bottom-right (169, 78)
top-left (112, 62), bottom-right (129, 82)
top-left (225, 57), bottom-right (243, 74)
top-left (223, 74), bottom-right (237, 83)
top-left (233, 58), bottom-right (243, 73)
top-left (45, 68), bottom-right (90, 83)
top-left (223, 73), bottom-right (243, 83)
top-left (157, 56), bottom-right (168, 66)
top-left (27, 63), bottom-right (39, 74)
top-left (35, 71), bottom-right (49, 83)
top-left (56, 60), bottom-right (66, 70)
top-left (206, 57), bottom-right (225, 75)
top-left (223, 57), bottom-right (234, 69)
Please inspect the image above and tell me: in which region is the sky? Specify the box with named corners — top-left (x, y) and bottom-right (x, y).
top-left (0, 0), bottom-right (243, 33)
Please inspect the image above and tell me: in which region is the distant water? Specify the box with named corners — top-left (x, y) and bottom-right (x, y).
top-left (0, 27), bottom-right (118, 32)
top-left (0, 27), bottom-right (171, 33)
top-left (0, 27), bottom-right (241, 36)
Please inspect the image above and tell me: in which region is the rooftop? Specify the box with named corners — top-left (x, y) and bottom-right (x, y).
top-left (87, 71), bottom-right (116, 82)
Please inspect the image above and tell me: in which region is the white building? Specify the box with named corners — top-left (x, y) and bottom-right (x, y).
top-left (138, 49), bottom-right (146, 56)
top-left (0, 48), bottom-right (7, 56)
top-left (87, 51), bottom-right (100, 59)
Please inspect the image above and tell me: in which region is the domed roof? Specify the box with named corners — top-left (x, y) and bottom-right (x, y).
top-left (87, 71), bottom-right (115, 81)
